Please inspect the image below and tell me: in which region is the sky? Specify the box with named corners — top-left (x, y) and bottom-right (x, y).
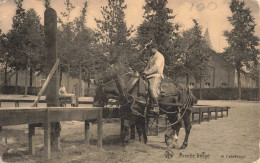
top-left (0, 0), bottom-right (259, 53)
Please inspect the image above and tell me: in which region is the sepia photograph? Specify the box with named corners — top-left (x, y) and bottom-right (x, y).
top-left (0, 0), bottom-right (259, 162)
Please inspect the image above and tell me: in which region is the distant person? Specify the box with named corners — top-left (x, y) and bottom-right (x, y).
top-left (59, 84), bottom-right (67, 94)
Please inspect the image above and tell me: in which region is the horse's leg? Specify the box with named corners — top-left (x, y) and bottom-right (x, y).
top-left (120, 117), bottom-right (126, 144)
top-left (165, 113), bottom-right (181, 148)
top-left (180, 110), bottom-right (192, 149)
top-left (130, 123), bottom-right (136, 140)
top-left (143, 116), bottom-right (148, 144)
top-left (130, 114), bottom-right (136, 140)
top-left (136, 117), bottom-right (143, 142)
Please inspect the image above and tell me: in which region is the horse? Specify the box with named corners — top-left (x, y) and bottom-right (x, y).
top-left (93, 62), bottom-right (197, 149)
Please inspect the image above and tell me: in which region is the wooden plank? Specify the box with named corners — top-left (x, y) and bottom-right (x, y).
top-left (0, 109), bottom-right (46, 126)
top-left (15, 101), bottom-right (19, 107)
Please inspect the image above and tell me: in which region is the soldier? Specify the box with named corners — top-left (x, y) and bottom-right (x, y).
top-left (142, 43), bottom-right (165, 113)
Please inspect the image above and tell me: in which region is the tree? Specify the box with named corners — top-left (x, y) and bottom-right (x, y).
top-left (95, 0), bottom-right (133, 62)
top-left (23, 9), bottom-right (45, 91)
top-left (72, 1), bottom-right (96, 96)
top-left (57, 0), bottom-right (75, 85)
top-left (8, 0), bottom-right (44, 95)
top-left (8, 0), bottom-right (26, 94)
top-left (172, 19), bottom-right (210, 87)
top-left (224, 0), bottom-right (259, 100)
top-left (136, 0), bottom-right (180, 74)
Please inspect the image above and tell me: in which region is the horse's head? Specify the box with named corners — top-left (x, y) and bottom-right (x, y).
top-left (93, 63), bottom-right (124, 107)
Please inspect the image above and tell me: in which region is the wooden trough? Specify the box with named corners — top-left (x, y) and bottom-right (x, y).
top-left (0, 106), bottom-right (102, 159)
top-left (191, 105), bottom-right (229, 123)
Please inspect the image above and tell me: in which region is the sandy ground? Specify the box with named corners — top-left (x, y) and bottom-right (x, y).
top-left (0, 99), bottom-right (259, 163)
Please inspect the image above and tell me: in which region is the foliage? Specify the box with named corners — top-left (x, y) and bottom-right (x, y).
top-left (223, 0), bottom-right (259, 99)
top-left (95, 0), bottom-right (134, 61)
top-left (170, 19), bottom-right (211, 83)
top-left (72, 1), bottom-right (97, 76)
top-left (223, 0), bottom-right (259, 70)
top-left (57, 0), bottom-right (76, 71)
top-left (136, 0), bottom-right (180, 73)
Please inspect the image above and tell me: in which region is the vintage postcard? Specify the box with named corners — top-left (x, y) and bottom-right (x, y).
top-left (0, 0), bottom-right (259, 162)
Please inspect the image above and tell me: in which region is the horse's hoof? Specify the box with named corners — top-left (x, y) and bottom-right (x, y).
top-left (179, 144), bottom-right (187, 149)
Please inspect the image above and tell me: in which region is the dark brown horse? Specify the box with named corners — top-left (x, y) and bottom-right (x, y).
top-left (93, 62), bottom-right (197, 149)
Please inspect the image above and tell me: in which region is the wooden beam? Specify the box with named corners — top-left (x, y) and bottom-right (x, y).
top-left (32, 59), bottom-right (60, 107)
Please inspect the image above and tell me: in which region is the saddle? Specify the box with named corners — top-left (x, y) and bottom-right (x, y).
top-left (125, 71), bottom-right (178, 101)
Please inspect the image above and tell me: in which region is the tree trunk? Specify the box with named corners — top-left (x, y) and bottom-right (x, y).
top-left (25, 66), bottom-right (28, 96)
top-left (78, 63), bottom-right (82, 97)
top-left (15, 70), bottom-right (19, 94)
top-left (30, 67), bottom-right (33, 87)
top-left (87, 73), bottom-right (90, 96)
top-left (199, 78), bottom-right (202, 100)
top-left (237, 68), bottom-right (241, 100)
top-left (60, 66), bottom-right (62, 86)
top-left (67, 64), bottom-right (70, 93)
top-left (258, 59), bottom-right (260, 101)
top-left (4, 63), bottom-right (8, 86)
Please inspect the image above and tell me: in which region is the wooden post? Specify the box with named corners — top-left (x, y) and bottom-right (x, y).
top-left (97, 108), bottom-right (102, 148)
top-left (85, 120), bottom-right (90, 144)
top-left (198, 108), bottom-right (201, 124)
top-left (44, 7), bottom-right (60, 153)
top-left (221, 108), bottom-right (224, 118)
top-left (227, 107), bottom-right (229, 117)
top-left (28, 124), bottom-right (36, 156)
top-left (44, 7), bottom-right (59, 109)
top-left (44, 109), bottom-right (51, 159)
top-left (192, 113), bottom-right (194, 122)
top-left (215, 107), bottom-right (218, 120)
top-left (15, 101), bottom-right (19, 107)
top-left (207, 107), bottom-right (210, 122)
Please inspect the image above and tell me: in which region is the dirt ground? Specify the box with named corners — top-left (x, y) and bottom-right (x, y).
top-left (0, 99), bottom-right (259, 163)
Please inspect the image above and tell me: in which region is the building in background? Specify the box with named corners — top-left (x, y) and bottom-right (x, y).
top-left (177, 28), bottom-right (256, 89)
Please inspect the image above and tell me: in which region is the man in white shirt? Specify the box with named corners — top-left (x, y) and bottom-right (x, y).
top-left (143, 43), bottom-right (165, 113)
